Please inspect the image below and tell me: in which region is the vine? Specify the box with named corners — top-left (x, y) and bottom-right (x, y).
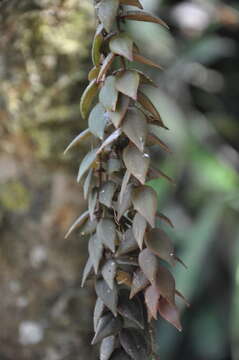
top-left (65, 0), bottom-right (188, 358)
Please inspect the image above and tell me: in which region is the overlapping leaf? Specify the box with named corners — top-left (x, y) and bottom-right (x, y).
top-left (100, 336), bottom-right (116, 360)
top-left (77, 148), bottom-right (98, 183)
top-left (97, 218), bottom-right (116, 253)
top-left (89, 103), bottom-right (108, 139)
top-left (116, 70), bottom-right (140, 100)
top-left (130, 269), bottom-right (149, 299)
top-left (99, 76), bottom-right (118, 111)
top-left (99, 181), bottom-right (116, 208)
top-left (120, 10), bottom-right (169, 29)
top-left (80, 79), bottom-right (99, 119)
top-left (145, 228), bottom-right (175, 266)
top-left (108, 95), bottom-right (130, 128)
top-left (132, 185), bottom-right (158, 227)
top-left (102, 260), bottom-right (117, 290)
top-left (96, 279), bottom-right (118, 316)
top-left (109, 33), bottom-right (133, 61)
top-left (97, 0), bottom-right (119, 33)
top-left (138, 248), bottom-right (159, 284)
top-left (132, 212), bottom-right (147, 250)
top-left (123, 145), bottom-right (150, 184)
top-left (122, 108), bottom-right (148, 151)
top-left (158, 297), bottom-right (182, 332)
top-left (119, 328), bottom-right (148, 360)
top-left (92, 313), bottom-right (122, 345)
top-left (89, 233), bottom-right (103, 274)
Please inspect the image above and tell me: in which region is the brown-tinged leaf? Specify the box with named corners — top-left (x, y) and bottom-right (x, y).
top-left (65, 210), bottom-right (89, 239)
top-left (97, 53), bottom-right (115, 82)
top-left (138, 91), bottom-right (166, 127)
top-left (119, 328), bottom-right (148, 360)
top-left (89, 103), bottom-right (108, 139)
top-left (147, 132), bottom-right (171, 152)
top-left (80, 218), bottom-right (97, 236)
top-left (132, 185), bottom-right (158, 227)
top-left (97, 218), bottom-right (116, 253)
top-left (100, 335), bottom-right (116, 360)
top-left (144, 284), bottom-right (160, 320)
top-left (95, 279), bottom-right (118, 316)
top-left (99, 76), bottom-right (118, 111)
top-left (156, 212), bottom-right (174, 228)
top-left (111, 349), bottom-right (131, 360)
top-left (97, 0), bottom-right (119, 33)
top-left (116, 183), bottom-right (133, 221)
top-left (133, 52), bottom-right (163, 70)
top-left (109, 33), bottom-right (133, 61)
top-left (175, 289), bottom-right (190, 307)
top-left (119, 0), bottom-right (143, 8)
top-left (108, 158), bottom-right (122, 174)
top-left (158, 297), bottom-right (182, 332)
top-left (174, 255), bottom-right (188, 269)
top-left (92, 313), bottom-right (122, 345)
top-left (88, 188), bottom-right (98, 220)
top-left (81, 257), bottom-right (93, 288)
top-left (150, 167), bottom-right (175, 185)
top-left (83, 168), bottom-right (93, 200)
top-left (122, 108), bottom-right (148, 151)
top-left (88, 233), bottom-right (103, 274)
top-left (132, 212), bottom-right (147, 250)
top-left (118, 291), bottom-right (144, 329)
top-left (102, 260), bottom-right (117, 290)
top-left (94, 297), bottom-right (105, 332)
top-left (116, 228), bottom-right (138, 256)
top-left (92, 23), bottom-right (104, 66)
top-left (97, 129), bottom-right (122, 154)
top-left (123, 145), bottom-right (150, 184)
top-left (134, 69), bottom-right (158, 87)
top-left (115, 70), bottom-right (140, 100)
top-left (121, 10), bottom-right (169, 29)
top-left (138, 248), bottom-right (159, 284)
top-left (88, 66), bottom-right (101, 81)
top-left (80, 79), bottom-right (99, 119)
top-left (77, 148), bottom-right (98, 183)
top-left (130, 269), bottom-right (149, 299)
top-left (116, 270), bottom-right (132, 287)
top-left (119, 169), bottom-right (131, 204)
top-left (64, 128), bottom-right (92, 155)
top-left (108, 94), bottom-right (130, 128)
top-left (145, 228), bottom-right (175, 266)
top-left (155, 264), bottom-right (176, 306)
top-left (99, 181), bottom-right (116, 208)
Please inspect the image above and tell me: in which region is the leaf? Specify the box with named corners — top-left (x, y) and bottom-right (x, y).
top-left (99, 181), bottom-right (116, 208)
top-left (119, 169), bottom-right (131, 204)
top-left (111, 350), bottom-right (131, 360)
top-left (80, 218), bottom-right (97, 236)
top-left (132, 212), bottom-right (147, 250)
top-left (64, 128), bottom-right (91, 154)
top-left (92, 23), bottom-right (104, 66)
top-left (81, 257), bottom-right (93, 287)
top-left (97, 218), bottom-right (116, 253)
top-left (130, 269), bottom-right (149, 299)
top-left (119, 328), bottom-right (148, 360)
top-left (99, 76), bottom-right (118, 111)
top-left (109, 33), bottom-right (133, 61)
top-left (107, 158), bottom-right (122, 174)
top-left (116, 183), bottom-right (133, 221)
top-left (123, 145), bottom-right (150, 184)
top-left (88, 234), bottom-right (103, 274)
top-left (97, 129), bottom-right (122, 154)
top-left (89, 103), bottom-right (108, 139)
top-left (122, 108), bottom-right (148, 151)
top-left (145, 228), bottom-right (175, 266)
top-left (65, 210), bottom-right (89, 239)
top-left (97, 53), bottom-right (115, 82)
top-left (95, 279), bottom-right (118, 316)
top-left (120, 10), bottom-right (169, 29)
top-left (155, 264), bottom-right (176, 306)
top-left (150, 166), bottom-right (175, 184)
top-left (116, 228), bottom-right (138, 256)
top-left (133, 52), bottom-right (163, 70)
top-left (102, 260), bottom-right (117, 290)
top-left (119, 0), bottom-right (143, 9)
top-left (97, 0), bottom-right (119, 33)
top-left (116, 257), bottom-right (138, 267)
top-left (144, 284), bottom-right (160, 320)
top-left (92, 313), bottom-right (122, 345)
top-left (138, 248), bottom-right (159, 284)
top-left (135, 69), bottom-right (158, 87)
top-left (156, 212), bottom-right (174, 228)
top-left (108, 95), bottom-right (130, 128)
top-left (100, 336), bottom-right (116, 360)
top-left (83, 168), bottom-right (93, 200)
top-left (132, 185), bottom-right (158, 227)
top-left (94, 297), bottom-right (105, 332)
top-left (116, 70), bottom-right (140, 100)
top-left (158, 297), bottom-right (182, 331)
top-left (147, 132), bottom-right (171, 152)
top-left (138, 91), bottom-right (166, 128)
top-left (80, 79), bottom-right (99, 119)
top-left (118, 291), bottom-right (144, 329)
top-left (175, 289), bottom-right (190, 307)
top-left (88, 188), bottom-right (98, 221)
top-left (77, 148), bottom-right (98, 183)
top-left (89, 66), bottom-right (101, 81)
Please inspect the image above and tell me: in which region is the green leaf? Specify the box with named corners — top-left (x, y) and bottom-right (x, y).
top-left (83, 168), bottom-right (93, 200)
top-left (132, 185), bottom-right (158, 227)
top-left (138, 248), bottom-right (159, 284)
top-left (88, 233), bottom-right (103, 274)
top-left (145, 228), bottom-right (175, 266)
top-left (89, 103), bottom-right (108, 139)
top-left (64, 128), bottom-right (91, 154)
top-left (132, 212), bottom-right (147, 250)
top-left (77, 148), bottom-right (98, 183)
top-left (109, 33), bottom-right (133, 61)
top-left (92, 23), bottom-right (104, 66)
top-left (119, 0), bottom-right (143, 8)
top-left (122, 108), bottom-right (148, 151)
top-left (102, 260), bottom-right (117, 290)
top-left (108, 95), bottom-right (130, 128)
top-left (92, 313), bottom-right (122, 345)
top-left (116, 228), bottom-right (138, 256)
top-left (119, 328), bottom-right (148, 360)
top-left (81, 257), bottom-right (93, 288)
top-left (94, 297), bottom-right (105, 332)
top-left (97, 218), bottom-right (116, 253)
top-left (80, 79), bottom-right (99, 119)
top-left (97, 0), bottom-right (119, 33)
top-left (65, 210), bottom-right (89, 239)
top-left (120, 10), bottom-right (169, 29)
top-left (130, 269), bottom-right (149, 299)
top-left (95, 279), bottom-right (118, 316)
top-left (123, 145), bottom-right (150, 184)
top-left (116, 183), bottom-right (133, 221)
top-left (116, 70), bottom-right (140, 100)
top-left (100, 336), bottom-right (116, 360)
top-left (88, 188), bottom-right (98, 220)
top-left (144, 284), bottom-right (160, 320)
top-left (88, 66), bottom-right (101, 81)
top-left (99, 76), bottom-right (118, 111)
top-left (119, 169), bottom-right (131, 204)
top-left (97, 53), bottom-right (115, 82)
top-left (158, 297), bottom-right (182, 331)
top-left (99, 181), bottom-right (116, 208)
top-left (118, 291), bottom-right (144, 329)
top-left (97, 129), bottom-right (122, 154)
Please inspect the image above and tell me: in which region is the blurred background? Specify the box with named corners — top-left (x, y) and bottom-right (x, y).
top-left (0, 0), bottom-right (238, 359)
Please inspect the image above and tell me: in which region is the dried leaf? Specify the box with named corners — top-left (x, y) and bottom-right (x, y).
top-left (155, 264), bottom-right (176, 306)
top-left (122, 108), bottom-right (148, 151)
top-left (121, 10), bottom-right (169, 29)
top-left (100, 336), bottom-right (116, 360)
top-left (80, 79), bottom-right (99, 119)
top-left (138, 248), bottom-right (159, 284)
top-left (89, 233), bottom-right (103, 274)
top-left (109, 33), bottom-right (133, 61)
top-left (99, 181), bottom-right (116, 207)
top-left (119, 169), bottom-right (131, 204)
top-left (94, 297), bottom-right (105, 332)
top-left (97, 129), bottom-right (122, 154)
top-left (97, 218), bottom-right (116, 253)
top-left (108, 95), bottom-right (130, 128)
top-left (116, 270), bottom-right (132, 287)
top-left (119, 0), bottom-right (143, 9)
top-left (116, 183), bottom-right (133, 220)
top-left (77, 148), bottom-right (98, 183)
top-left (99, 76), bottom-right (118, 111)
top-left (130, 269), bottom-right (149, 299)
top-left (135, 69), bottom-right (157, 87)
top-left (102, 260), bottom-right (117, 290)
top-left (144, 284), bottom-right (160, 320)
top-left (89, 103), bottom-right (108, 139)
top-left (132, 212), bottom-right (147, 250)
top-left (123, 145), bottom-right (150, 184)
top-left (116, 70), bottom-right (140, 100)
top-left (147, 133), bottom-right (171, 152)
top-left (88, 188), bottom-right (98, 221)
top-left (92, 23), bottom-right (104, 66)
top-left (132, 185), bottom-right (158, 227)
top-left (65, 210), bottom-right (89, 239)
top-left (95, 279), bottom-right (118, 316)
top-left (81, 257), bottom-right (93, 287)
top-left (158, 297), bottom-right (182, 332)
top-left (92, 313), bottom-right (122, 345)
top-left (118, 291), bottom-right (144, 329)
top-left (97, 0), bottom-right (119, 33)
top-left (133, 52), bottom-right (163, 70)
top-left (83, 168), bottom-right (93, 200)
top-left (145, 228), bottom-right (175, 266)
top-left (97, 53), bottom-right (115, 82)
top-left (119, 328), bottom-right (148, 360)
top-left (138, 91), bottom-right (166, 128)
top-left (64, 128), bottom-right (91, 154)
top-left (116, 228), bottom-right (138, 256)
